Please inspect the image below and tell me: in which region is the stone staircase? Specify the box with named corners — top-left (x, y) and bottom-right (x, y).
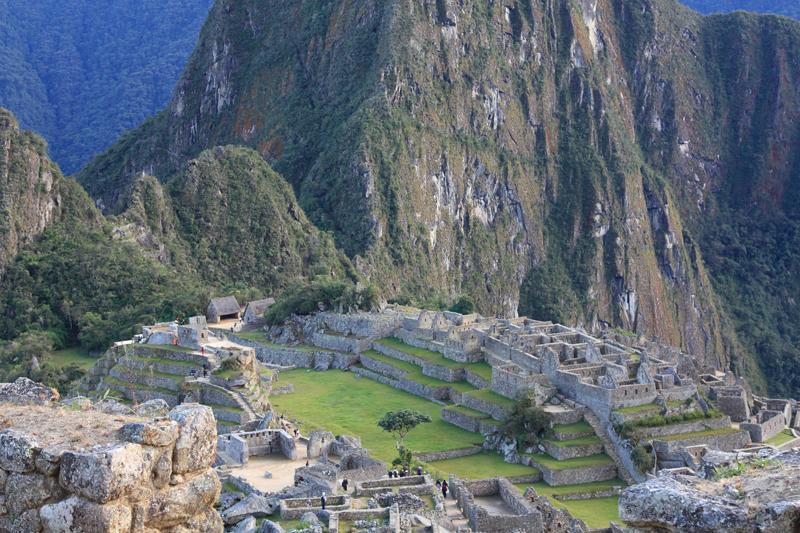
top-left (583, 410), bottom-right (643, 485)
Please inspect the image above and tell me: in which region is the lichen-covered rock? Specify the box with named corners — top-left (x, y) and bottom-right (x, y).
top-left (222, 493), bottom-right (277, 525)
top-left (0, 508), bottom-right (41, 532)
top-left (133, 399), bottom-right (170, 418)
top-left (59, 443), bottom-right (149, 503)
top-left (178, 507), bottom-right (224, 533)
top-left (620, 476), bottom-right (754, 532)
top-left (0, 430), bottom-right (40, 473)
top-left (231, 515), bottom-right (258, 533)
top-left (39, 496), bottom-right (132, 533)
top-left (145, 470), bottom-right (220, 529)
top-left (120, 420), bottom-right (179, 447)
top-left (5, 472), bottom-right (61, 514)
top-left (372, 491), bottom-right (424, 513)
top-left (257, 520), bottom-right (285, 533)
top-left (0, 378), bottom-right (59, 406)
top-left (169, 404), bottom-right (217, 474)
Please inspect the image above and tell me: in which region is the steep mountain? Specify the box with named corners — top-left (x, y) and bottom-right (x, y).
top-left (77, 0), bottom-right (800, 396)
top-left (0, 0), bottom-right (213, 173)
top-left (0, 109), bottom-right (63, 275)
top-left (0, 109), bottom-right (350, 364)
top-left (682, 1), bottom-right (800, 19)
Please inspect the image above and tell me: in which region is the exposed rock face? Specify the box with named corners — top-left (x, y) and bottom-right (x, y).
top-left (0, 110), bottom-right (63, 276)
top-left (620, 453), bottom-right (800, 532)
top-left (0, 385), bottom-right (223, 533)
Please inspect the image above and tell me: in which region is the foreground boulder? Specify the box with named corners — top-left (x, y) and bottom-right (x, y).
top-left (620, 451), bottom-right (800, 532)
top-left (0, 384), bottom-right (222, 533)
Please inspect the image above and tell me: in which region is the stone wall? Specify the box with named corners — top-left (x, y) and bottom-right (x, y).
top-left (450, 477), bottom-right (542, 533)
top-left (632, 416), bottom-right (733, 439)
top-left (541, 440), bottom-right (604, 461)
top-left (458, 393), bottom-right (511, 421)
top-left (318, 312), bottom-right (403, 338)
top-left (441, 408), bottom-right (486, 433)
top-left (464, 369), bottom-right (491, 389)
top-left (413, 447), bottom-right (483, 462)
top-left (228, 334), bottom-right (358, 370)
top-left (359, 353), bottom-right (407, 380)
top-left (309, 331), bottom-right (371, 353)
top-left (652, 430), bottom-right (752, 461)
top-left (521, 456), bottom-right (618, 485)
top-left (713, 386), bottom-right (751, 422)
top-left (741, 411), bottom-right (785, 443)
top-left (0, 402), bottom-right (222, 532)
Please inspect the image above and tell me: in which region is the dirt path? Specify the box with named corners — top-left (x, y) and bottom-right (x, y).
top-left (228, 441), bottom-right (309, 493)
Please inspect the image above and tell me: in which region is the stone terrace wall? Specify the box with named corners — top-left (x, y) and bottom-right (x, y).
top-left (0, 403), bottom-right (222, 532)
top-left (451, 477), bottom-right (543, 533)
top-left (741, 411), bottom-right (785, 443)
top-left (229, 334), bottom-right (358, 370)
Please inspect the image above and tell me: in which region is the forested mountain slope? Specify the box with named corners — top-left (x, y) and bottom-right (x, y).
top-left (76, 0), bottom-right (800, 395)
top-left (0, 0), bottom-right (213, 173)
top-left (682, 0), bottom-right (800, 19)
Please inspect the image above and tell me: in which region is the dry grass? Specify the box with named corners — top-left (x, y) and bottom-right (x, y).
top-left (0, 403), bottom-right (142, 452)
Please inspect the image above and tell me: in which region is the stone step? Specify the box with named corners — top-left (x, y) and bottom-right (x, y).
top-left (542, 437), bottom-right (605, 461)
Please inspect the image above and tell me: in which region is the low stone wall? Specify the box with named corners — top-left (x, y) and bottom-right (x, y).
top-left (522, 457), bottom-right (618, 486)
top-left (458, 394), bottom-right (511, 421)
top-left (310, 331), bottom-right (371, 354)
top-left (318, 311), bottom-right (403, 338)
top-left (355, 475), bottom-right (434, 497)
top-left (132, 345), bottom-right (207, 366)
top-left (441, 408), bottom-right (486, 432)
top-left (450, 477), bottom-right (542, 533)
top-left (464, 369), bottom-right (491, 389)
top-left (632, 416), bottom-right (732, 439)
top-left (108, 367), bottom-right (181, 392)
top-left (542, 440), bottom-right (605, 461)
top-left (741, 411), bottom-right (785, 443)
top-left (553, 487), bottom-right (621, 501)
top-left (351, 367), bottom-right (452, 403)
top-left (279, 495), bottom-right (350, 519)
top-left (119, 356), bottom-right (200, 376)
top-left (414, 446), bottom-right (482, 463)
top-left (653, 430), bottom-right (752, 460)
top-left (421, 362), bottom-right (465, 383)
top-left (0, 402), bottom-right (222, 532)
top-left (393, 330), bottom-right (444, 354)
top-left (359, 353), bottom-right (407, 380)
top-left (228, 334), bottom-right (359, 370)
top-left (549, 409), bottom-right (586, 427)
top-left (100, 378), bottom-right (178, 407)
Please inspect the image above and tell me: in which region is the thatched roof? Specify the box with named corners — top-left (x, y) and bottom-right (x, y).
top-left (207, 296), bottom-right (240, 316)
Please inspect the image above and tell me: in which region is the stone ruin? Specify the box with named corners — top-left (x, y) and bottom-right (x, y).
top-left (0, 378), bottom-right (222, 532)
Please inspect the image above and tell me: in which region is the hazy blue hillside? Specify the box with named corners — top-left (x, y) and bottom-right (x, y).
top-left (0, 0), bottom-right (213, 174)
top-left (682, 0), bottom-right (800, 18)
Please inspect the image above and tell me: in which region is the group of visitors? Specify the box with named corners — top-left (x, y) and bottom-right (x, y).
top-left (435, 479), bottom-right (450, 498)
top-left (387, 465), bottom-right (425, 479)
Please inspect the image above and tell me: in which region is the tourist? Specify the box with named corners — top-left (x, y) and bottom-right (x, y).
top-left (321, 493), bottom-right (327, 510)
top-left (202, 362), bottom-right (209, 378)
top-left (306, 460), bottom-right (310, 467)
top-left (294, 428), bottom-right (300, 438)
top-left (341, 479), bottom-right (349, 492)
top-left (435, 479), bottom-right (441, 490)
top-left (416, 465), bottom-right (423, 476)
top-left (441, 480), bottom-right (449, 499)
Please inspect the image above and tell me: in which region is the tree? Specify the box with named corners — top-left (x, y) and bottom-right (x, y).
top-left (377, 410), bottom-right (432, 451)
top-left (449, 295), bottom-right (475, 315)
top-left (501, 394), bottom-right (551, 450)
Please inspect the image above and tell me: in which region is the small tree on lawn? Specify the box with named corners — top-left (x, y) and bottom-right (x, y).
top-left (378, 409), bottom-right (432, 451)
top-left (501, 394), bottom-right (551, 450)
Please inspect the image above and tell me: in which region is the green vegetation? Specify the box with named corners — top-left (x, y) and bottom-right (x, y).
top-left (501, 395), bottom-right (551, 449)
top-left (517, 478), bottom-right (625, 498)
top-left (552, 421), bottom-right (593, 434)
top-left (658, 427), bottom-right (740, 442)
top-left (49, 347), bottom-right (96, 370)
top-left (613, 403), bottom-right (662, 415)
top-left (265, 279), bottom-right (377, 326)
top-left (551, 497), bottom-right (621, 529)
top-left (375, 338), bottom-right (462, 368)
top-left (765, 429), bottom-right (796, 446)
top-left (361, 350), bottom-right (476, 392)
top-left (631, 444), bottom-right (655, 473)
top-left (620, 410), bottom-right (722, 436)
top-left (464, 389), bottom-right (516, 410)
top-left (544, 435), bottom-right (602, 448)
top-left (377, 409), bottom-right (432, 451)
top-left (683, 0), bottom-right (800, 19)
top-left (0, 0), bottom-right (213, 173)
top-left (428, 452), bottom-right (539, 480)
top-left (714, 457), bottom-right (777, 480)
top-left (269, 369), bottom-right (481, 462)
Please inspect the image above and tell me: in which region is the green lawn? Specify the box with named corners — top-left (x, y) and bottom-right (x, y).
top-left (516, 482), bottom-right (623, 528)
top-left (463, 388), bottom-right (515, 409)
top-left (428, 452), bottom-right (539, 480)
top-left (128, 355), bottom-right (199, 368)
top-left (527, 453), bottom-right (613, 470)
top-left (553, 496), bottom-right (620, 529)
top-left (49, 347), bottom-right (97, 370)
top-left (544, 435), bottom-right (602, 447)
top-left (552, 421), bottom-right (593, 434)
top-left (213, 368), bottom-right (242, 379)
top-left (138, 344), bottom-right (196, 354)
top-left (613, 403), bottom-right (661, 415)
top-left (270, 369), bottom-right (481, 462)
top-left (232, 330), bottom-right (269, 343)
top-left (658, 427), bottom-right (739, 442)
top-left (362, 350), bottom-right (476, 392)
top-left (765, 429), bottom-right (796, 446)
top-left (376, 338), bottom-right (489, 377)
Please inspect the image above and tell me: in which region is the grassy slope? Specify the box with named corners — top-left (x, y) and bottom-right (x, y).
top-left (427, 452), bottom-right (539, 480)
top-left (270, 369), bottom-right (481, 462)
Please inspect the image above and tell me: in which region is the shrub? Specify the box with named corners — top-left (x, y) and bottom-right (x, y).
top-left (265, 279), bottom-right (380, 325)
top-left (449, 295), bottom-right (475, 315)
top-left (632, 444), bottom-right (655, 473)
top-left (501, 394), bottom-right (551, 450)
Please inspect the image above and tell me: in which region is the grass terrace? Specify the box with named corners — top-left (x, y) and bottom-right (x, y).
top-left (270, 369), bottom-right (481, 462)
top-left (50, 347), bottom-right (97, 370)
top-left (376, 338), bottom-right (491, 376)
top-left (765, 429), bottom-right (796, 446)
top-left (527, 453), bottom-right (614, 470)
top-left (657, 427), bottom-right (740, 442)
top-left (613, 400), bottom-right (686, 415)
top-left (428, 452), bottom-right (539, 480)
top-left (128, 355), bottom-right (199, 368)
top-left (544, 435), bottom-right (602, 448)
top-left (361, 350), bottom-right (477, 392)
top-left (443, 405), bottom-right (491, 419)
top-left (139, 343), bottom-right (196, 354)
top-left (517, 478), bottom-right (625, 498)
top-left (516, 480), bottom-right (625, 529)
top-left (463, 388), bottom-right (515, 410)
top-left (552, 421), bottom-right (593, 434)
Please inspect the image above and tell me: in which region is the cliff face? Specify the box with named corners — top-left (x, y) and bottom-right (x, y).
top-left (76, 1), bottom-right (800, 390)
top-left (0, 109), bottom-right (63, 276)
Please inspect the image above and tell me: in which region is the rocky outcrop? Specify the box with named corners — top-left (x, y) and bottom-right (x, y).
top-left (0, 377), bottom-right (59, 406)
top-left (620, 452), bottom-right (800, 532)
top-left (0, 380), bottom-right (223, 532)
top-left (0, 109), bottom-right (63, 276)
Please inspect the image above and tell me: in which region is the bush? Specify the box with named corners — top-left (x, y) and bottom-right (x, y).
top-left (265, 279), bottom-right (380, 325)
top-left (449, 295), bottom-right (475, 315)
top-left (632, 444), bottom-right (654, 473)
top-left (501, 394), bottom-right (551, 450)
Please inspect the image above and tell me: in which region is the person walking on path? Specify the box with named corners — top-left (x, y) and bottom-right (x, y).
top-left (441, 480), bottom-right (449, 499)
top-left (341, 479), bottom-right (349, 492)
top-left (321, 493), bottom-right (327, 510)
